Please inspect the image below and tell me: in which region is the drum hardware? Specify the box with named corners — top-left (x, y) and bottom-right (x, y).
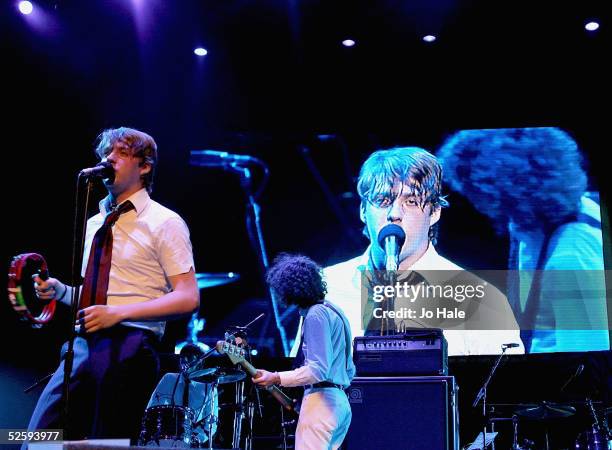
top-left (167, 315), bottom-right (267, 449)
top-left (142, 314), bottom-right (287, 449)
top-left (221, 315), bottom-right (265, 450)
top-left (138, 404), bottom-right (196, 448)
top-left (140, 372), bottom-right (219, 448)
top-left (515, 401), bottom-right (576, 420)
top-left (472, 343), bottom-right (517, 450)
top-left (215, 339), bottom-right (296, 412)
top-left (486, 416), bottom-right (531, 450)
top-left (575, 398), bottom-right (612, 450)
top-left (201, 380), bottom-right (219, 450)
top-left (280, 409), bottom-right (297, 450)
top-left (514, 402), bottom-right (575, 450)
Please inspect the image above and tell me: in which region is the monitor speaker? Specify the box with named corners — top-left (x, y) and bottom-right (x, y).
top-left (344, 376), bottom-right (459, 450)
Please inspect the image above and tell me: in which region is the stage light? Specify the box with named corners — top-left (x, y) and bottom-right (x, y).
top-left (423, 35), bottom-right (437, 43)
top-left (18, 1), bottom-right (33, 15)
top-left (342, 39), bottom-right (356, 47)
top-left (250, 349), bottom-right (258, 356)
top-left (585, 21), bottom-right (600, 31)
top-left (194, 47), bottom-right (208, 56)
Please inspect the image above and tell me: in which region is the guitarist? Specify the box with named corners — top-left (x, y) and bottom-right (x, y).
top-left (253, 253), bottom-right (355, 450)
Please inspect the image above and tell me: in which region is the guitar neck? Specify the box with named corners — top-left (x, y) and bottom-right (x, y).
top-left (240, 359), bottom-right (295, 412)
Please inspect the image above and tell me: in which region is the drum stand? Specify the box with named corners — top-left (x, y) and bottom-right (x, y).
top-left (231, 375), bottom-right (258, 449)
top-left (244, 400), bottom-right (255, 450)
top-left (204, 380), bottom-right (219, 450)
top-left (473, 344), bottom-right (513, 450)
top-left (232, 380), bottom-right (245, 449)
top-left (279, 406), bottom-right (297, 450)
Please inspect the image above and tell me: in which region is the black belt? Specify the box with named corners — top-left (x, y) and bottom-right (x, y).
top-left (306, 381), bottom-right (344, 390)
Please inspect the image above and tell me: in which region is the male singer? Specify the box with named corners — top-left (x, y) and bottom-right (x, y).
top-left (253, 254), bottom-right (355, 450)
top-left (319, 147), bottom-right (524, 355)
top-left (27, 127), bottom-right (199, 442)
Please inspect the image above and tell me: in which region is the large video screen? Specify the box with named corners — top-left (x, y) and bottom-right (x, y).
top-left (321, 127), bottom-right (609, 356)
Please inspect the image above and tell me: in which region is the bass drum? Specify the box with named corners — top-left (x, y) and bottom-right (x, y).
top-left (138, 405), bottom-right (195, 448)
top-left (575, 428), bottom-right (612, 450)
top-left (141, 372), bottom-right (219, 447)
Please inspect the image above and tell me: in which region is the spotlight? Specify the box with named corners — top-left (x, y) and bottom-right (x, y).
top-left (585, 21), bottom-right (600, 32)
top-left (423, 35), bottom-right (437, 43)
top-left (194, 47), bottom-right (208, 56)
top-left (342, 39), bottom-right (356, 47)
top-left (18, 1), bottom-right (33, 15)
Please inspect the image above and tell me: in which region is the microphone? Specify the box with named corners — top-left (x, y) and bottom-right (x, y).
top-left (502, 343), bottom-right (520, 349)
top-left (190, 150), bottom-right (260, 167)
top-left (377, 224), bottom-right (406, 271)
top-left (79, 161), bottom-right (114, 181)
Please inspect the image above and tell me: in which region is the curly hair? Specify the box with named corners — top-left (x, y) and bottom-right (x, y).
top-left (266, 253), bottom-right (327, 308)
top-left (437, 127), bottom-right (587, 233)
top-left (95, 127), bottom-right (158, 193)
top-left (357, 147), bottom-right (449, 244)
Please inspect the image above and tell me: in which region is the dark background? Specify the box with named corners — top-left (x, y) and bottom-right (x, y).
top-left (1, 0), bottom-right (610, 446)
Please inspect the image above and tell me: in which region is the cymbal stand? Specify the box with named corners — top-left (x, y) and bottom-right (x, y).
top-left (190, 380), bottom-right (217, 449)
top-left (511, 415), bottom-right (524, 450)
top-left (206, 380), bottom-right (218, 450)
top-left (232, 380), bottom-right (246, 449)
top-left (244, 400), bottom-right (255, 450)
top-left (489, 416), bottom-right (526, 450)
top-left (279, 406), bottom-right (297, 450)
top-left (280, 406), bottom-right (289, 450)
top-left (226, 316), bottom-right (265, 449)
top-left (473, 345), bottom-right (511, 450)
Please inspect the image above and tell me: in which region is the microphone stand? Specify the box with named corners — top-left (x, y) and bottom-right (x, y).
top-left (472, 345), bottom-right (510, 450)
top-left (60, 174), bottom-right (94, 438)
top-left (382, 269), bottom-right (397, 336)
top-left (230, 163), bottom-right (289, 356)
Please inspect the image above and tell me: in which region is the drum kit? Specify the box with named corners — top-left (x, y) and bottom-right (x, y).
top-left (487, 400), bottom-right (611, 450)
top-left (139, 272), bottom-right (273, 450)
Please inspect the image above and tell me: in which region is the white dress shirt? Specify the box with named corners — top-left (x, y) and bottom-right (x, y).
top-left (81, 188), bottom-right (195, 337)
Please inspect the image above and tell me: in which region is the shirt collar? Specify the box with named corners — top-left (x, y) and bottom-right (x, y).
top-left (100, 188), bottom-right (150, 216)
top-left (355, 243), bottom-right (456, 286)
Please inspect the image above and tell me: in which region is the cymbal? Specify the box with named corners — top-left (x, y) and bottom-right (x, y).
top-left (190, 367), bottom-right (246, 384)
top-left (184, 351), bottom-right (247, 384)
top-left (490, 403), bottom-right (540, 408)
top-left (196, 272), bottom-right (240, 289)
top-left (515, 402), bottom-right (576, 420)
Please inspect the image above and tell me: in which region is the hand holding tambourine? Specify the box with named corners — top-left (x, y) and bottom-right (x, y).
top-left (8, 253), bottom-right (56, 327)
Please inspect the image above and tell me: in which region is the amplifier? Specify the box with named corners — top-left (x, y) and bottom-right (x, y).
top-left (345, 376), bottom-right (459, 450)
top-left (353, 329), bottom-right (447, 376)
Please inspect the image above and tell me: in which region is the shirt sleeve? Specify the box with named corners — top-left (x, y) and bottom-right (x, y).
top-left (278, 306), bottom-right (332, 387)
top-left (154, 216), bottom-right (195, 277)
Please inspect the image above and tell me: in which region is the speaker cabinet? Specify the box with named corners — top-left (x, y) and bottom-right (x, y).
top-left (345, 376), bottom-right (459, 450)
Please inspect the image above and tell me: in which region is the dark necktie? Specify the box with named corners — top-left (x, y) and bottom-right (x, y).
top-left (80, 201), bottom-right (135, 309)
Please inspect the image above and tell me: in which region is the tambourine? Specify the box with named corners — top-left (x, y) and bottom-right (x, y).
top-left (7, 253), bottom-right (56, 327)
